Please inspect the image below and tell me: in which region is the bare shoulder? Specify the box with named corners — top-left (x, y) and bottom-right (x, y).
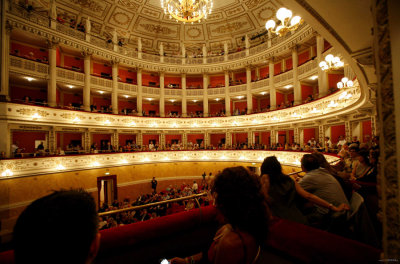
top-left (214, 230), bottom-right (245, 264)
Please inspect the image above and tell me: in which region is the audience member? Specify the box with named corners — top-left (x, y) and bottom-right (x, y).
top-left (13, 189), bottom-right (100, 264)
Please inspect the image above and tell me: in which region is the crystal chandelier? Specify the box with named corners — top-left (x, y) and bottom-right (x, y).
top-left (161, 0), bottom-right (213, 24)
top-left (265, 8), bottom-right (303, 37)
top-left (319, 54), bottom-right (344, 72)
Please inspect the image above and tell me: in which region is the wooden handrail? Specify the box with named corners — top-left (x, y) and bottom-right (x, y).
top-left (98, 192), bottom-right (208, 217)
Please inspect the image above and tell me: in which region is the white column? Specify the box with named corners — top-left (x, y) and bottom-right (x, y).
top-left (181, 44), bottom-right (186, 64)
top-left (292, 45), bottom-right (302, 105)
top-left (245, 35), bottom-right (250, 56)
top-left (138, 37), bottom-right (142, 59)
top-left (255, 66), bottom-right (260, 79)
top-left (0, 20), bottom-right (12, 101)
top-left (202, 44), bottom-right (207, 64)
top-left (246, 65), bottom-right (252, 113)
top-left (269, 57), bottom-right (277, 110)
top-left (281, 59), bottom-right (286, 72)
top-left (224, 70), bottom-right (231, 116)
top-left (159, 42), bottom-right (164, 63)
top-left (85, 17), bottom-right (91, 42)
top-left (82, 51), bottom-right (92, 111)
top-left (159, 71), bottom-right (165, 117)
top-left (316, 34), bottom-right (328, 96)
top-left (224, 41), bottom-right (228, 61)
top-left (47, 39), bottom-right (58, 107)
top-left (203, 72), bottom-right (209, 117)
top-left (309, 45), bottom-right (315, 59)
top-left (0, 121), bottom-right (10, 157)
top-left (111, 60), bottom-right (119, 114)
top-left (181, 72), bottom-right (187, 117)
top-left (137, 68), bottom-right (143, 116)
top-left (343, 59), bottom-right (355, 80)
top-left (267, 31), bottom-right (272, 48)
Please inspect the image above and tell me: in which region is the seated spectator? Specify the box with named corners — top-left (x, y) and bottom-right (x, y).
top-left (105, 37), bottom-right (112, 43)
top-left (337, 142), bottom-right (349, 158)
top-left (27, 52), bottom-right (35, 60)
top-left (56, 14), bottom-right (65, 24)
top-left (298, 154), bottom-right (349, 224)
top-left (118, 39), bottom-right (125, 46)
top-left (350, 150), bottom-right (372, 181)
top-left (184, 199), bottom-right (195, 211)
top-left (22, 96), bottom-right (32, 104)
top-left (285, 101), bottom-right (292, 107)
top-left (171, 167), bottom-right (270, 264)
top-left (42, 56), bottom-right (48, 63)
top-left (55, 147), bottom-right (65, 155)
top-left (13, 189), bottom-right (100, 264)
top-left (261, 156), bottom-right (348, 226)
top-left (70, 19), bottom-right (76, 29)
top-left (337, 135), bottom-right (347, 147)
top-left (106, 105), bottom-right (113, 113)
top-left (77, 22), bottom-right (85, 33)
top-left (357, 149), bottom-right (379, 183)
top-left (0, 151), bottom-right (7, 159)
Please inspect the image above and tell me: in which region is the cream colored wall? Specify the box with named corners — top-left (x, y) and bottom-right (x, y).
top-left (0, 161), bottom-right (300, 222)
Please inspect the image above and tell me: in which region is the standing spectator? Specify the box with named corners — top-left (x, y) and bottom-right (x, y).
top-left (151, 177), bottom-right (157, 192)
top-left (337, 135), bottom-right (347, 147)
top-left (70, 19), bottom-right (77, 29)
top-left (192, 180), bottom-right (198, 193)
top-left (0, 151), bottom-right (7, 159)
top-left (12, 141), bottom-right (23, 154)
top-left (351, 136), bottom-right (360, 147)
top-left (372, 136), bottom-right (379, 150)
top-left (324, 137), bottom-right (332, 148)
top-left (308, 137), bottom-right (316, 146)
top-left (56, 14), bottom-right (65, 24)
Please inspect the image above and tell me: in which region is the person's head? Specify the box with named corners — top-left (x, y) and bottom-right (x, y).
top-left (369, 149), bottom-right (379, 165)
top-left (365, 135), bottom-right (371, 140)
top-left (342, 142), bottom-right (349, 150)
top-left (152, 177), bottom-right (155, 180)
top-left (261, 156), bottom-right (285, 184)
top-left (372, 136), bottom-right (379, 144)
top-left (357, 150), bottom-right (370, 165)
top-left (359, 143), bottom-right (369, 150)
top-left (311, 152), bottom-right (338, 176)
top-left (339, 135), bottom-right (344, 140)
top-left (349, 146), bottom-right (359, 158)
top-left (325, 137), bottom-right (330, 141)
top-left (301, 154), bottom-right (320, 172)
top-left (13, 189), bottom-right (100, 264)
top-left (212, 167), bottom-right (270, 243)
top-left (353, 136), bottom-right (358, 141)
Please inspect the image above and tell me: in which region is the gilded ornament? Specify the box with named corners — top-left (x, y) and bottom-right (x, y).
top-left (212, 22), bottom-right (248, 34)
top-left (139, 24), bottom-right (176, 35)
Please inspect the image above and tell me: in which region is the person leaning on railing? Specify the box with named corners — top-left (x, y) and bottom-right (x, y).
top-left (170, 167), bottom-right (270, 264)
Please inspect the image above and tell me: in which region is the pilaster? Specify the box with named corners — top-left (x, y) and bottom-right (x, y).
top-left (82, 51), bottom-right (92, 111)
top-left (159, 71), bottom-right (165, 117)
top-left (46, 38), bottom-right (59, 107)
top-left (246, 65), bottom-right (253, 113)
top-left (137, 67), bottom-right (143, 116)
top-left (181, 71), bottom-right (187, 117)
top-left (269, 57), bottom-right (277, 110)
top-left (111, 59), bottom-right (120, 114)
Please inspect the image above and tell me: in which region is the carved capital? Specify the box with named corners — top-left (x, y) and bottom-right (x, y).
top-left (110, 59), bottom-right (120, 68)
top-left (158, 71), bottom-right (165, 77)
top-left (46, 38), bottom-right (59, 50)
top-left (267, 56), bottom-right (275, 64)
top-left (290, 44), bottom-right (300, 53)
top-left (180, 72), bottom-right (186, 78)
top-left (336, 115), bottom-right (348, 121)
top-left (245, 64), bottom-right (253, 71)
top-left (136, 67), bottom-right (143, 73)
top-left (82, 51), bottom-right (92, 60)
top-left (312, 31), bottom-right (320, 37)
top-left (5, 20), bottom-right (13, 35)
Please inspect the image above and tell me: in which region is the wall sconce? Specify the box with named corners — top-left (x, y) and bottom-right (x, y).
top-left (257, 156), bottom-right (263, 161)
top-left (212, 122), bottom-right (217, 127)
top-left (32, 113), bottom-right (42, 120)
top-left (252, 119), bottom-right (259, 124)
top-left (68, 85), bottom-right (74, 89)
top-left (183, 156), bottom-right (188, 160)
top-left (221, 156), bottom-right (226, 160)
top-left (143, 157), bottom-right (150, 162)
top-left (337, 78), bottom-right (353, 89)
top-left (193, 123), bottom-right (198, 127)
top-left (233, 121), bottom-right (237, 126)
top-left (130, 121), bottom-right (136, 127)
top-left (73, 117), bottom-right (81, 124)
top-left (164, 157), bottom-right (170, 161)
top-left (291, 112), bottom-right (298, 118)
top-left (56, 164), bottom-right (65, 171)
top-left (93, 161), bottom-right (100, 167)
top-left (104, 120), bottom-right (111, 125)
top-left (202, 155), bottom-right (208, 160)
top-left (239, 156), bottom-right (245, 160)
top-left (121, 159), bottom-right (128, 164)
top-left (125, 95), bottom-right (129, 98)
top-left (277, 157), bottom-right (283, 162)
top-left (216, 98), bottom-right (219, 101)
top-left (261, 92), bottom-right (266, 95)
top-left (1, 169), bottom-right (13, 177)
top-left (26, 77), bottom-right (34, 82)
top-left (172, 123), bottom-right (177, 128)
top-left (152, 122), bottom-right (157, 127)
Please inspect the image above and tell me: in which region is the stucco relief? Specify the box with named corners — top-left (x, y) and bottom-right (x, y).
top-left (118, 0), bottom-right (140, 12)
top-left (186, 27), bottom-right (203, 39)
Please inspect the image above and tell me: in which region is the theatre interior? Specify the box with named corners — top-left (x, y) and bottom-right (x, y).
top-left (0, 0), bottom-right (399, 262)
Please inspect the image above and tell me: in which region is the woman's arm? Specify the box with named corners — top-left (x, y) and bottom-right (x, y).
top-left (350, 164), bottom-right (358, 181)
top-left (294, 181), bottom-right (349, 212)
top-left (356, 166), bottom-right (372, 180)
top-left (170, 253), bottom-right (203, 264)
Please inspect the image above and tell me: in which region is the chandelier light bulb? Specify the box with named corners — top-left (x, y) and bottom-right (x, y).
top-left (290, 16), bottom-right (301, 26)
top-left (265, 20), bottom-right (276, 30)
top-left (347, 80), bottom-right (353, 87)
top-left (325, 54), bottom-right (334, 62)
top-left (332, 57), bottom-right (340, 64)
top-left (284, 9), bottom-right (292, 20)
top-left (319, 61), bottom-right (327, 68)
top-left (341, 77), bottom-right (349, 84)
top-left (276, 8), bottom-right (288, 21)
top-left (337, 82), bottom-right (344, 89)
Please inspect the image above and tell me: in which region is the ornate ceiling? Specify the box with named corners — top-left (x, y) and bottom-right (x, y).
top-left (34, 0), bottom-right (285, 52)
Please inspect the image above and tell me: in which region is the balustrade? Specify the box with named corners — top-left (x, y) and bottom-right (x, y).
top-left (9, 56), bottom-right (49, 76)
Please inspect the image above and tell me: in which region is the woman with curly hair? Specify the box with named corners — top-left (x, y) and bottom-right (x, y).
top-left (170, 166), bottom-right (270, 264)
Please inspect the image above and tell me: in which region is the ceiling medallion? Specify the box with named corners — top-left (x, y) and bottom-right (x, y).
top-left (112, 12), bottom-right (131, 25)
top-left (257, 7), bottom-right (275, 21)
top-left (161, 0), bottom-right (213, 24)
top-left (186, 27), bottom-right (202, 38)
top-left (212, 22), bottom-right (248, 34)
top-left (69, 0), bottom-right (104, 12)
top-left (139, 24), bottom-right (177, 35)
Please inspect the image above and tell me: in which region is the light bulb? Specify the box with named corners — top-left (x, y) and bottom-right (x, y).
top-left (290, 16), bottom-right (301, 26)
top-left (332, 57), bottom-right (340, 64)
top-left (337, 82), bottom-right (343, 89)
top-left (284, 9), bottom-right (292, 20)
top-left (276, 8), bottom-right (288, 21)
top-left (325, 54), bottom-right (334, 62)
top-left (347, 80), bottom-right (353, 87)
top-left (341, 77), bottom-right (349, 84)
top-left (319, 61), bottom-right (327, 68)
top-left (265, 20), bottom-right (276, 30)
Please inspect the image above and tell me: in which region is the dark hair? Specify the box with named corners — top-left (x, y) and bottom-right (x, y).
top-left (13, 189), bottom-right (98, 264)
top-left (325, 136), bottom-right (330, 140)
top-left (261, 156), bottom-right (285, 185)
top-left (311, 152), bottom-right (338, 177)
top-left (349, 146), bottom-right (359, 152)
top-left (358, 150), bottom-right (371, 165)
top-left (212, 166), bottom-right (270, 244)
top-left (301, 154), bottom-right (320, 172)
